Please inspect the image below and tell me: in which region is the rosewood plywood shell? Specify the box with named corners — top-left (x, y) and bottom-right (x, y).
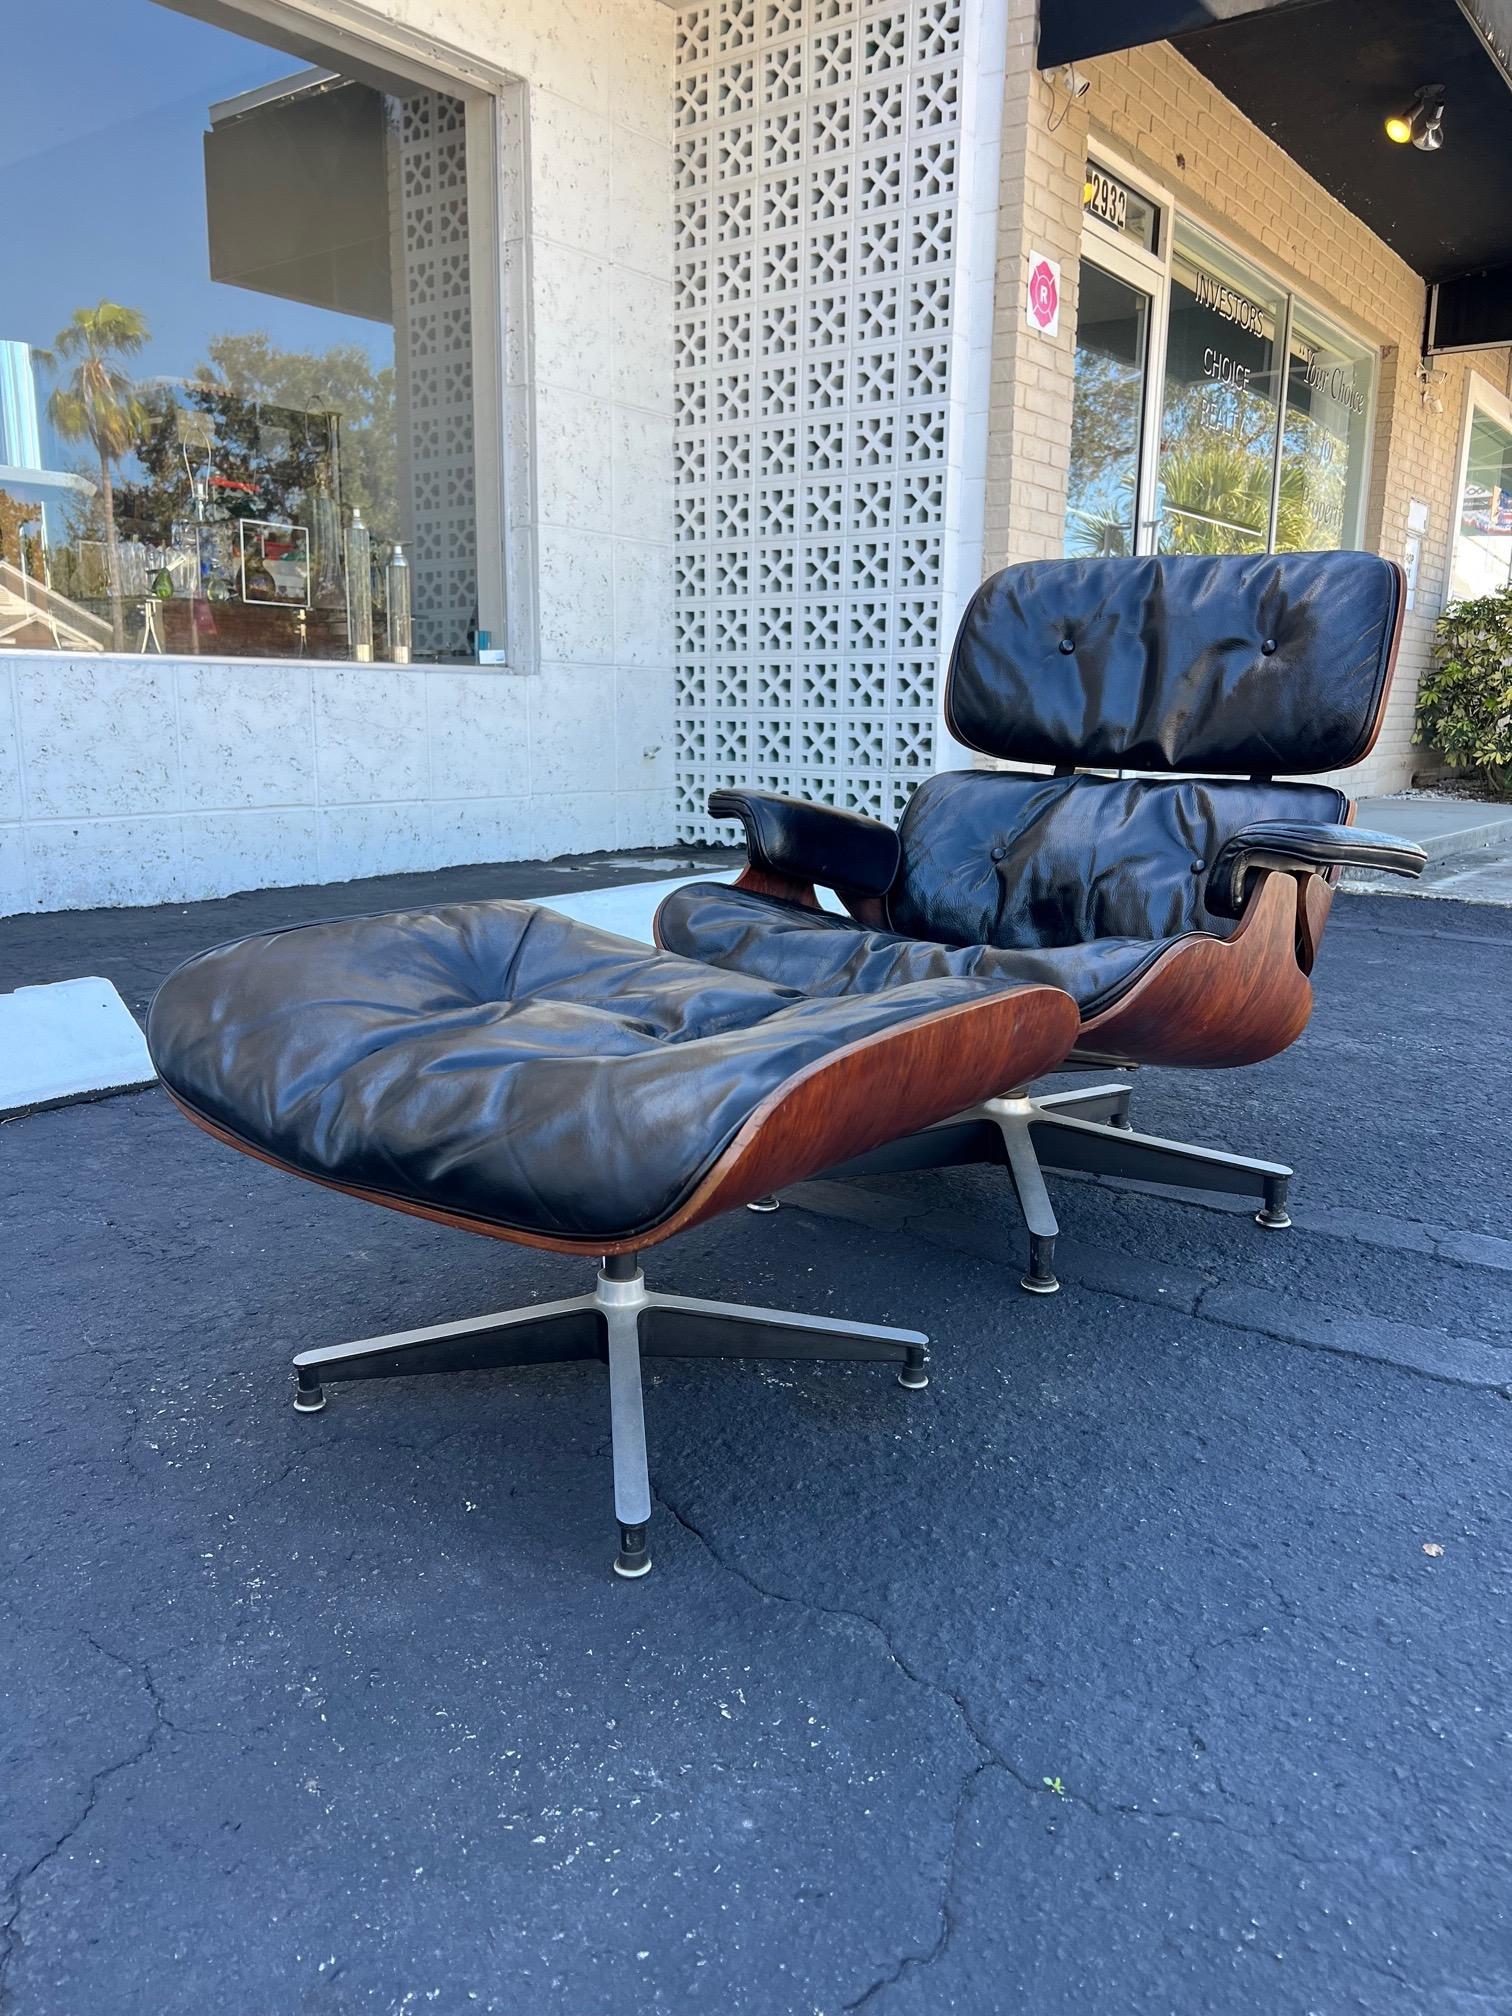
top-left (731, 865), bottom-right (819, 907)
top-left (1075, 869), bottom-right (1313, 1070)
top-left (165, 983), bottom-right (1079, 1260)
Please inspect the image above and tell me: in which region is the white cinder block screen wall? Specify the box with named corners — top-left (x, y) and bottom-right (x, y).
top-left (394, 90), bottom-right (481, 663)
top-left (672, 0), bottom-right (1007, 843)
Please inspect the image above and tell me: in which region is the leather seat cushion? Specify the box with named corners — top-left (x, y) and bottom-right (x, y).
top-left (656, 882), bottom-right (1168, 1016)
top-left (146, 900), bottom-right (1012, 1243)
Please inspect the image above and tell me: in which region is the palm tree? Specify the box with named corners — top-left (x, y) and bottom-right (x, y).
top-left (39, 303), bottom-right (150, 649)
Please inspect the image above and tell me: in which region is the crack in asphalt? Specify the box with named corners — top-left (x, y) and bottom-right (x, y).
top-left (653, 1484), bottom-right (1003, 2007)
top-left (1187, 1283), bottom-right (1512, 1393)
top-left (0, 1748), bottom-right (152, 1998)
top-left (652, 1448), bottom-right (1440, 2006)
top-left (841, 1758), bottom-right (999, 2012)
top-left (0, 1634), bottom-right (175, 1999)
top-left (651, 1482), bottom-right (1208, 2011)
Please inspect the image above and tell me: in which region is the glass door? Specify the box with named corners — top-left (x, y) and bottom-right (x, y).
top-left (1065, 259), bottom-right (1153, 558)
top-left (1067, 160), bottom-right (1169, 558)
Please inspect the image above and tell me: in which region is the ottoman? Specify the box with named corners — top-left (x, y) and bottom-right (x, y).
top-left (148, 899), bottom-right (1076, 1575)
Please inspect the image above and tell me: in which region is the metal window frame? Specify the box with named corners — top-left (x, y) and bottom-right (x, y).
top-left (1078, 141), bottom-right (1174, 555)
top-left (1447, 367), bottom-right (1512, 600)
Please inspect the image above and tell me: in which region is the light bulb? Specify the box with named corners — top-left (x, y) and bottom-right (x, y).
top-left (1384, 113), bottom-right (1413, 144)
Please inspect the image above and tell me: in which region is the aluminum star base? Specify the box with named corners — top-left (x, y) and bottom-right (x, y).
top-left (807, 1081), bottom-right (1292, 1293)
top-left (291, 1253), bottom-right (929, 1576)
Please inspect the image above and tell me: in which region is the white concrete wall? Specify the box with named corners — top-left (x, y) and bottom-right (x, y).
top-left (0, 0), bottom-right (678, 915)
top-left (0, 654), bottom-right (679, 913)
top-left (496, 0), bottom-right (679, 857)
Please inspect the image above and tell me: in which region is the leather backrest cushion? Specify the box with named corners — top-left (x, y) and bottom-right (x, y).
top-left (945, 552), bottom-right (1402, 774)
top-left (890, 771), bottom-right (1348, 948)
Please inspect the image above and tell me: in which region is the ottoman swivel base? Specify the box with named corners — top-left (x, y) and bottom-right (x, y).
top-left (292, 1252), bottom-right (929, 1577)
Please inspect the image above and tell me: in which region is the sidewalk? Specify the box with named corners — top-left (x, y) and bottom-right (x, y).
top-left (1351, 792), bottom-right (1512, 903)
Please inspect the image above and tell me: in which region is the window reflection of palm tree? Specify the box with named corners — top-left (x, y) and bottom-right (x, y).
top-left (38, 302), bottom-right (150, 650)
top-left (1069, 426), bottom-right (1347, 559)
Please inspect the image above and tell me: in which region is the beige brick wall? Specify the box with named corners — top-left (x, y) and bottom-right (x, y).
top-left (983, 30), bottom-right (1512, 795)
top-left (985, 1), bottom-right (1085, 570)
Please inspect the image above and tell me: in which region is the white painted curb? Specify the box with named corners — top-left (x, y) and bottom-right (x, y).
top-left (0, 977), bottom-right (156, 1118)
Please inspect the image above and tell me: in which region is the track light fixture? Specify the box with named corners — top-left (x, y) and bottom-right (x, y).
top-left (1386, 87), bottom-right (1445, 150)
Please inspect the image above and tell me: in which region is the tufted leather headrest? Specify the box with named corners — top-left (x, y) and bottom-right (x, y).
top-left (944, 552), bottom-right (1404, 775)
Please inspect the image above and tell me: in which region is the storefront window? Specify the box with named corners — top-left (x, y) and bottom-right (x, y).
top-left (1449, 407), bottom-right (1512, 601)
top-left (1156, 222), bottom-right (1285, 554)
top-left (1279, 307), bottom-right (1374, 552)
top-left (1, 0), bottom-right (485, 662)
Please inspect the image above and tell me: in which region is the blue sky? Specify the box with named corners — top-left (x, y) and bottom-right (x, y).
top-left (3, 0), bottom-right (393, 469)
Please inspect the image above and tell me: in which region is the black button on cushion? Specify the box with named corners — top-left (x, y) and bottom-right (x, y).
top-left (146, 901), bottom-right (1013, 1244)
top-left (1058, 637), bottom-right (1075, 654)
top-left (1261, 638), bottom-right (1277, 654)
top-left (990, 844), bottom-right (1007, 862)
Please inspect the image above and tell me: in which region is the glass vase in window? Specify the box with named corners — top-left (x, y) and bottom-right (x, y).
top-left (346, 506), bottom-right (373, 662)
top-left (387, 543), bottom-right (412, 664)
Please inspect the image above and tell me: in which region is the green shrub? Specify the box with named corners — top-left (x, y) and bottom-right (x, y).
top-left (1415, 584), bottom-right (1512, 798)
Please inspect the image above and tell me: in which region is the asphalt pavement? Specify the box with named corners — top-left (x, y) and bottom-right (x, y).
top-left (1, 884), bottom-right (1509, 2015)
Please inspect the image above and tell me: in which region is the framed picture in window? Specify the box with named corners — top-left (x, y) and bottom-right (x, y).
top-left (238, 519), bottom-right (311, 607)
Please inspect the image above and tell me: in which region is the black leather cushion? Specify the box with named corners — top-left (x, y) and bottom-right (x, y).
top-left (708, 787), bottom-right (901, 895)
top-left (147, 900), bottom-right (1016, 1243)
top-left (889, 772), bottom-right (1347, 949)
top-left (946, 552), bottom-right (1401, 774)
top-left (1207, 819), bottom-right (1426, 919)
top-left (655, 882), bottom-right (1168, 1017)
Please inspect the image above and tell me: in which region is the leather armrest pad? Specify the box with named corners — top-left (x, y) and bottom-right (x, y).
top-left (708, 787), bottom-right (902, 897)
top-left (1208, 820), bottom-right (1426, 918)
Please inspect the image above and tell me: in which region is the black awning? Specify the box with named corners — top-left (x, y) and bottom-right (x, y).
top-left (1460, 0), bottom-right (1512, 72)
top-left (1042, 0), bottom-right (1512, 297)
top-left (1171, 0), bottom-right (1512, 285)
top-left (203, 79), bottom-right (393, 325)
top-left (1038, 0), bottom-right (1315, 70)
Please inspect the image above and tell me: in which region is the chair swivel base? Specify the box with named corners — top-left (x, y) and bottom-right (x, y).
top-left (986, 1086), bottom-right (1292, 1290)
top-left (291, 1251), bottom-right (929, 1576)
top-left (811, 1081), bottom-right (1291, 1293)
